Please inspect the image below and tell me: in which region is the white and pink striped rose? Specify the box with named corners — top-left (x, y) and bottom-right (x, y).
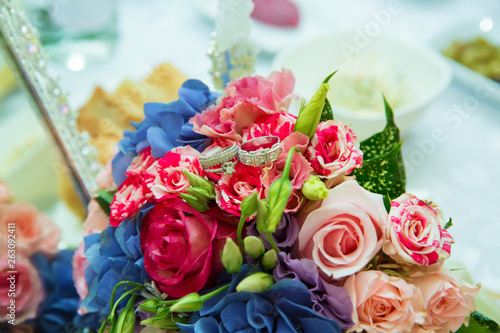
top-left (383, 194), bottom-right (454, 267)
top-left (306, 120), bottom-right (363, 179)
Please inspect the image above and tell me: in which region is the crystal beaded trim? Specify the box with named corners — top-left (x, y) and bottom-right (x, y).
top-left (0, 1), bottom-right (100, 204)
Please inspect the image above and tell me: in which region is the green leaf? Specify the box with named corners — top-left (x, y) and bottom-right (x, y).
top-left (359, 95), bottom-right (406, 184)
top-left (320, 70), bottom-right (338, 122)
top-left (294, 83), bottom-right (329, 138)
top-left (445, 218), bottom-right (453, 229)
top-left (456, 312), bottom-right (500, 333)
top-left (354, 141), bottom-right (405, 199)
top-left (94, 189), bottom-right (115, 216)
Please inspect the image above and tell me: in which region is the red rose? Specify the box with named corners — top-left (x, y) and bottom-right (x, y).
top-left (141, 199), bottom-right (236, 298)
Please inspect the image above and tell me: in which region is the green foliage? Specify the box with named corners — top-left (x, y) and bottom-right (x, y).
top-left (94, 189), bottom-right (115, 216)
top-left (456, 312), bottom-right (500, 333)
top-left (353, 96), bottom-right (406, 201)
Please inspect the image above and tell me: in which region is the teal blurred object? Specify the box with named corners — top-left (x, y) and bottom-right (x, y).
top-left (22, 0), bottom-right (118, 67)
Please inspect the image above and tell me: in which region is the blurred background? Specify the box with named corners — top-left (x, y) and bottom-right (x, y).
top-left (0, 0), bottom-right (499, 318)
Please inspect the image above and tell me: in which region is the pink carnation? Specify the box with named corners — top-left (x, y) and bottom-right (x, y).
top-left (215, 163), bottom-right (264, 216)
top-left (144, 146), bottom-right (205, 201)
top-left (261, 133), bottom-right (312, 213)
top-left (307, 120), bottom-right (363, 179)
top-left (242, 112), bottom-right (297, 141)
top-left (109, 175), bottom-right (151, 227)
top-left (191, 69), bottom-right (295, 142)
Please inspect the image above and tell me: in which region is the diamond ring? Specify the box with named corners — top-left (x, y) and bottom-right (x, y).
top-left (199, 144), bottom-right (239, 175)
top-left (239, 136), bottom-right (281, 167)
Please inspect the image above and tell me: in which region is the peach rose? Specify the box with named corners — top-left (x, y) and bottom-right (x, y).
top-left (0, 203), bottom-right (60, 257)
top-left (0, 251), bottom-right (44, 322)
top-left (383, 194), bottom-right (454, 267)
top-left (298, 180), bottom-right (387, 278)
top-left (411, 268), bottom-right (479, 333)
top-left (0, 179), bottom-right (13, 204)
top-left (82, 199), bottom-right (109, 236)
top-left (344, 270), bottom-right (426, 333)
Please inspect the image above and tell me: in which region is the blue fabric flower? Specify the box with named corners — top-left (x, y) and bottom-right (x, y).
top-left (112, 80), bottom-right (219, 185)
top-left (74, 204), bottom-right (153, 329)
top-left (26, 250), bottom-right (80, 333)
top-left (178, 265), bottom-right (342, 333)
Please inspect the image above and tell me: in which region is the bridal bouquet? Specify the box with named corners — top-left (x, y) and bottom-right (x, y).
top-left (73, 69), bottom-right (499, 333)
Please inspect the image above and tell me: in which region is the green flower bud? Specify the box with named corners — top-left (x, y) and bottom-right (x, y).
top-left (240, 192), bottom-right (259, 217)
top-left (221, 238), bottom-right (243, 274)
top-left (236, 272), bottom-right (274, 293)
top-left (261, 249), bottom-right (278, 270)
top-left (244, 236), bottom-right (265, 259)
top-left (294, 83), bottom-right (329, 138)
top-left (301, 175), bottom-right (329, 201)
top-left (115, 305), bottom-right (136, 333)
top-left (137, 298), bottom-right (163, 313)
top-left (170, 293), bottom-right (203, 313)
top-left (183, 170), bottom-right (214, 193)
top-left (179, 192), bottom-right (210, 212)
top-left (256, 199), bottom-right (269, 234)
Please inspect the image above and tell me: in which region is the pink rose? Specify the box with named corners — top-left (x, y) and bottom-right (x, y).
top-left (307, 120), bottom-right (363, 179)
top-left (72, 242), bottom-right (89, 302)
top-left (0, 203), bottom-right (60, 257)
top-left (82, 200), bottom-right (109, 236)
top-left (95, 158), bottom-right (115, 190)
top-left (144, 146), bottom-right (205, 200)
top-left (261, 133), bottom-right (312, 213)
top-left (383, 194), bottom-right (454, 267)
top-left (0, 251), bottom-right (44, 322)
top-left (0, 179), bottom-right (13, 204)
top-left (298, 180), bottom-right (387, 278)
top-left (109, 175), bottom-right (151, 227)
top-left (411, 267), bottom-right (479, 333)
top-left (242, 112), bottom-right (297, 141)
top-left (191, 69), bottom-right (295, 142)
top-left (141, 199), bottom-right (237, 298)
top-left (215, 163), bottom-right (264, 216)
top-left (344, 270), bottom-right (426, 333)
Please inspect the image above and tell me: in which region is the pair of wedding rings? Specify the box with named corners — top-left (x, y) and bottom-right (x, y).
top-left (199, 136), bottom-right (281, 175)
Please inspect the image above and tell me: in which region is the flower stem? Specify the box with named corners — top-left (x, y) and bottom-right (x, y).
top-left (109, 281), bottom-right (144, 314)
top-left (201, 284), bottom-right (230, 302)
top-left (265, 231), bottom-right (280, 253)
top-left (109, 287), bottom-right (142, 332)
top-left (237, 214), bottom-right (246, 247)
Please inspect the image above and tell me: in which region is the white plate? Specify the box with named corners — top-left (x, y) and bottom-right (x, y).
top-left (273, 31), bottom-right (452, 140)
top-left (429, 16), bottom-right (500, 104)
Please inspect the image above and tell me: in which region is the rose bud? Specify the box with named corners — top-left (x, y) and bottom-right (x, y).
top-left (115, 304), bottom-right (136, 333)
top-left (244, 236), bottom-right (265, 259)
top-left (138, 298), bottom-right (163, 313)
top-left (222, 238), bottom-right (243, 274)
top-left (236, 272), bottom-right (274, 293)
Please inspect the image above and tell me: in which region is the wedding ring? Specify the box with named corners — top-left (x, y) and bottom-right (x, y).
top-left (199, 144), bottom-right (239, 175)
top-left (239, 136), bottom-right (281, 167)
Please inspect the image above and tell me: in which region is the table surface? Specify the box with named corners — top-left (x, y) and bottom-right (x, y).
top-left (9, 0), bottom-right (500, 315)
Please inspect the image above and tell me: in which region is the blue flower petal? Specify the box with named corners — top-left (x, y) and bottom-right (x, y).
top-left (221, 302), bottom-right (249, 332)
